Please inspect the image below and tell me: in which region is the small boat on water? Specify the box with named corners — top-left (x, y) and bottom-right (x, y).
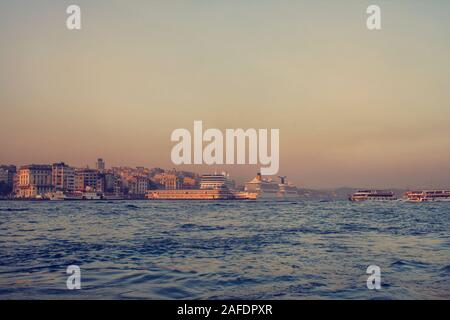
top-left (349, 190), bottom-right (397, 202)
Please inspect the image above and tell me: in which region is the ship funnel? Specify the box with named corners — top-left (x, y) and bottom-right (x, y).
top-left (256, 173), bottom-right (262, 181)
top-left (278, 176), bottom-right (286, 184)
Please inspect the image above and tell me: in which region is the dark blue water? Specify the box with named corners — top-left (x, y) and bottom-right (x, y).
top-left (0, 200), bottom-right (448, 299)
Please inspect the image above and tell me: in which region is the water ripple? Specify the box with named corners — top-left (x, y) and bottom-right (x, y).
top-left (0, 200), bottom-right (448, 299)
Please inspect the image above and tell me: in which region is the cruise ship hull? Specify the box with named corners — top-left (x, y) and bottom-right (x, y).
top-left (252, 191), bottom-right (299, 200)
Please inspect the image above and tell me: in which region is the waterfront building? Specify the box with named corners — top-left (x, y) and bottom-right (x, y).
top-left (112, 166), bottom-right (151, 181)
top-left (12, 173), bottom-right (19, 195)
top-left (51, 162), bottom-right (75, 192)
top-left (127, 176), bottom-right (149, 196)
top-left (104, 172), bottom-right (116, 193)
top-left (17, 165), bottom-right (53, 198)
top-left (96, 158), bottom-right (105, 172)
top-left (152, 173), bottom-right (183, 190)
top-left (164, 174), bottom-right (182, 189)
top-left (0, 165), bottom-right (16, 187)
top-left (182, 176), bottom-right (198, 189)
top-left (0, 165), bottom-right (16, 196)
top-left (75, 168), bottom-right (100, 192)
top-left (113, 176), bottom-right (123, 195)
top-left (0, 169), bottom-right (7, 185)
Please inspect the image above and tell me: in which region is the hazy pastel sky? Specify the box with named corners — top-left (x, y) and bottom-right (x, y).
top-left (1, 0), bottom-right (450, 188)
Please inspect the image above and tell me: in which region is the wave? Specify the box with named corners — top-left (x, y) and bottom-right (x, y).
top-left (1, 208), bottom-right (30, 212)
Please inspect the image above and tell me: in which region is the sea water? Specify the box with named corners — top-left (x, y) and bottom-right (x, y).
top-left (0, 200), bottom-right (448, 299)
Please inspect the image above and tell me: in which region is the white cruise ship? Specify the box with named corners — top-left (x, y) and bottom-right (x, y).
top-left (244, 173), bottom-right (298, 199)
top-left (200, 173), bottom-right (235, 190)
top-left (278, 176), bottom-right (299, 197)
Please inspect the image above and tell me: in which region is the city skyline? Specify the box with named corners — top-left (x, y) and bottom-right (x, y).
top-left (1, 1), bottom-right (450, 188)
top-left (1, 157), bottom-right (449, 191)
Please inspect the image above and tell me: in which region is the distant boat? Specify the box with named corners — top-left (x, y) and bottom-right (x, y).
top-left (46, 191), bottom-right (66, 201)
top-left (405, 190), bottom-right (450, 202)
top-left (45, 191), bottom-right (102, 201)
top-left (349, 190), bottom-right (397, 201)
top-left (147, 188), bottom-right (234, 200)
top-left (147, 173), bottom-right (235, 200)
top-left (277, 176), bottom-right (299, 198)
top-left (80, 191), bottom-right (102, 200)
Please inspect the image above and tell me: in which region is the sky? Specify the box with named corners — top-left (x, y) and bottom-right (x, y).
top-left (0, 0), bottom-right (450, 188)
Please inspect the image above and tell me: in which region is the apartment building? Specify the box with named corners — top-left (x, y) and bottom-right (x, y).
top-left (17, 165), bottom-right (53, 198)
top-left (127, 176), bottom-right (149, 196)
top-left (52, 162), bottom-right (75, 192)
top-left (75, 168), bottom-right (101, 192)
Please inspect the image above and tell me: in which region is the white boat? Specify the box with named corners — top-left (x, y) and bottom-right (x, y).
top-left (277, 176), bottom-right (299, 198)
top-left (405, 190), bottom-right (450, 202)
top-left (349, 190), bottom-right (397, 201)
top-left (81, 192), bottom-right (102, 200)
top-left (47, 191), bottom-right (67, 201)
top-left (46, 191), bottom-right (102, 200)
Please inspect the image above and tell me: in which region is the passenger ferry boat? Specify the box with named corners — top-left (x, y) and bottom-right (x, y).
top-left (46, 191), bottom-right (67, 201)
top-left (405, 190), bottom-right (450, 202)
top-left (45, 190), bottom-right (102, 201)
top-left (349, 190), bottom-right (397, 202)
top-left (147, 188), bottom-right (234, 200)
top-left (147, 173), bottom-right (235, 200)
top-left (244, 173), bottom-right (298, 199)
top-left (79, 191), bottom-right (102, 200)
